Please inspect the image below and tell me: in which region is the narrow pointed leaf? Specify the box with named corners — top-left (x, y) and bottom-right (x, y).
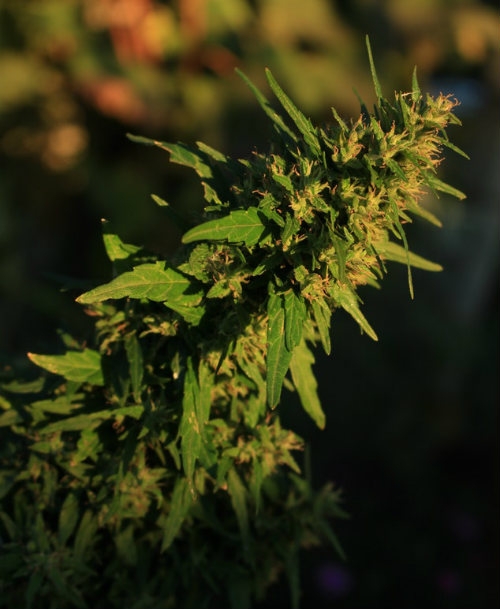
top-left (331, 285), bottom-right (378, 341)
top-left (28, 349), bottom-right (104, 386)
top-left (77, 262), bottom-right (202, 317)
top-left (310, 299), bottom-right (332, 355)
top-left (236, 68), bottom-right (297, 142)
top-left (179, 360), bottom-right (202, 480)
top-left (124, 334), bottom-right (143, 401)
top-left (366, 35), bottom-right (383, 100)
top-left (425, 174), bottom-right (467, 200)
top-left (283, 290), bottom-right (307, 351)
top-left (265, 68), bottom-right (322, 157)
top-left (379, 241), bottom-right (443, 271)
top-left (161, 477), bottom-right (193, 551)
top-left (411, 66), bottom-right (421, 102)
top-left (182, 208), bottom-right (267, 246)
top-left (58, 493), bottom-right (79, 546)
top-left (266, 291), bottom-right (293, 408)
top-left (127, 134), bottom-right (213, 179)
top-left (227, 468), bottom-right (250, 551)
top-left (290, 340), bottom-right (325, 429)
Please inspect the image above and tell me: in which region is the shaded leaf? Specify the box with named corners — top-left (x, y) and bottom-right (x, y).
top-left (58, 493), bottom-right (79, 546)
top-left (161, 477), bottom-right (193, 551)
top-left (28, 350), bottom-right (104, 386)
top-left (227, 468), bottom-right (250, 552)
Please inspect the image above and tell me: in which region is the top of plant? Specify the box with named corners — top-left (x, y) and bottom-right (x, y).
top-left (68, 38), bottom-right (466, 414)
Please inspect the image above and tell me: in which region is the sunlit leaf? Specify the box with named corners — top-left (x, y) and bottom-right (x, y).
top-left (77, 262), bottom-right (202, 321)
top-left (290, 340), bottom-right (325, 429)
top-left (182, 208), bottom-right (268, 246)
top-left (266, 68), bottom-right (322, 158)
top-left (266, 291), bottom-right (293, 408)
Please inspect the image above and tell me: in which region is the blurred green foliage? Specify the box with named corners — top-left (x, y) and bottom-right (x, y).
top-left (0, 1), bottom-right (498, 607)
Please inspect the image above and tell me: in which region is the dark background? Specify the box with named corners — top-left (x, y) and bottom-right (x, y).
top-left (1, 1), bottom-right (498, 607)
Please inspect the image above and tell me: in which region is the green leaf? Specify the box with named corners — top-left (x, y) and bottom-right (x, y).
top-left (331, 284), bottom-right (378, 341)
top-left (127, 134), bottom-right (214, 179)
top-left (77, 262), bottom-right (202, 320)
top-left (411, 66), bottom-right (421, 103)
top-left (379, 241), bottom-right (443, 271)
top-left (424, 174), bottom-right (466, 200)
top-left (101, 220), bottom-right (141, 262)
top-left (73, 510), bottom-right (98, 562)
top-left (290, 340), bottom-right (325, 429)
top-left (40, 406), bottom-right (143, 434)
top-left (58, 493), bottom-right (79, 546)
top-left (366, 35), bottom-right (383, 100)
top-left (28, 349), bottom-right (104, 386)
top-left (0, 409), bottom-right (22, 427)
top-left (26, 570), bottom-right (44, 609)
top-left (227, 468), bottom-right (250, 552)
top-left (310, 298), bottom-right (332, 355)
top-left (283, 290), bottom-right (307, 351)
top-left (284, 545), bottom-right (300, 609)
top-left (151, 194), bottom-right (191, 231)
top-left (179, 358), bottom-right (202, 480)
top-left (124, 334), bottom-right (144, 401)
top-left (182, 208), bottom-right (267, 247)
top-left (266, 291), bottom-right (293, 408)
top-left (161, 477), bottom-right (193, 551)
top-left (236, 68), bottom-right (297, 143)
top-left (265, 68), bottom-right (322, 157)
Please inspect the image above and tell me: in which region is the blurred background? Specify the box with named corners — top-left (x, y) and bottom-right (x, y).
top-left (0, 0), bottom-right (498, 607)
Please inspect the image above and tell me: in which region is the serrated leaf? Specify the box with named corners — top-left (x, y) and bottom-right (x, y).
top-left (266, 291), bottom-right (293, 408)
top-left (28, 350), bottom-right (104, 386)
top-left (283, 290), bottom-right (307, 351)
top-left (331, 284), bottom-right (378, 341)
top-left (290, 340), bottom-right (325, 429)
top-left (182, 208), bottom-right (267, 246)
top-left (379, 241), bottom-right (443, 271)
top-left (265, 68), bottom-right (322, 157)
top-left (161, 477), bottom-right (193, 551)
top-left (77, 262), bottom-right (202, 321)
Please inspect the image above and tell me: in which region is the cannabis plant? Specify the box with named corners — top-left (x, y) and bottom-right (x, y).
top-left (0, 40), bottom-right (465, 608)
